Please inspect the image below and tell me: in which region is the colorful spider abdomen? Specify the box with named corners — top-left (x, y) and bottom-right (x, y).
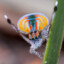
top-left (27, 15), bottom-right (39, 40)
top-left (17, 13), bottom-right (49, 40)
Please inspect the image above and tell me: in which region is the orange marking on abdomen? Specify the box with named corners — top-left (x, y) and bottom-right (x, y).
top-left (25, 16), bottom-right (28, 19)
top-left (26, 29), bottom-right (29, 32)
top-left (39, 26), bottom-right (42, 30)
top-left (35, 15), bottom-right (39, 17)
top-left (24, 20), bottom-right (29, 23)
top-left (31, 34), bottom-right (33, 38)
top-left (28, 35), bottom-right (30, 39)
top-left (29, 23), bottom-right (32, 31)
top-left (33, 26), bottom-right (34, 29)
top-left (35, 32), bottom-right (37, 37)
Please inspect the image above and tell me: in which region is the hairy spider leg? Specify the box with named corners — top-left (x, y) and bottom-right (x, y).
top-left (4, 14), bottom-right (33, 45)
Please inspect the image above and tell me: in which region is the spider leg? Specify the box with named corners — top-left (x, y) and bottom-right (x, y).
top-left (41, 25), bottom-right (49, 42)
top-left (29, 44), bottom-right (43, 60)
top-left (29, 38), bottom-right (44, 60)
top-left (42, 0), bottom-right (58, 41)
top-left (4, 14), bottom-right (32, 45)
top-left (41, 1), bottom-right (58, 57)
top-left (49, 1), bottom-right (58, 29)
top-left (4, 14), bottom-right (18, 32)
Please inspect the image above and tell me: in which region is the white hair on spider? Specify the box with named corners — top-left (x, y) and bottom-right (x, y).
top-left (55, 1), bottom-right (58, 6)
top-left (4, 14), bottom-right (8, 19)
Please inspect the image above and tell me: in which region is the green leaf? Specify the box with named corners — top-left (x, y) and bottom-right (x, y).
top-left (42, 0), bottom-right (64, 64)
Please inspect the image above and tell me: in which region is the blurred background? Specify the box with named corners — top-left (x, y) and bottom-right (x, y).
top-left (0, 0), bottom-right (64, 64)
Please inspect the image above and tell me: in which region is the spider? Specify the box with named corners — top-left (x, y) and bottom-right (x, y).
top-left (4, 1), bottom-right (58, 59)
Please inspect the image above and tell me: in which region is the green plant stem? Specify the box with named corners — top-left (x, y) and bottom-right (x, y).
top-left (42, 0), bottom-right (64, 64)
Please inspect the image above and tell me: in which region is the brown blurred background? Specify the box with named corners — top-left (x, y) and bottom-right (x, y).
top-left (0, 0), bottom-right (64, 64)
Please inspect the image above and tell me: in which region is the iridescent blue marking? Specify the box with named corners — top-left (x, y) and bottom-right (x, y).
top-left (33, 32), bottom-right (35, 39)
top-left (27, 18), bottom-right (35, 20)
top-left (28, 22), bottom-right (31, 32)
top-left (30, 23), bottom-right (35, 32)
top-left (34, 24), bottom-right (35, 31)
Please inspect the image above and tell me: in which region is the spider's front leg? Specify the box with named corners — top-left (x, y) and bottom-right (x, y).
top-left (41, 1), bottom-right (58, 57)
top-left (42, 0), bottom-right (58, 41)
top-left (4, 14), bottom-right (18, 32)
top-left (4, 14), bottom-right (32, 45)
top-left (41, 25), bottom-right (50, 42)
